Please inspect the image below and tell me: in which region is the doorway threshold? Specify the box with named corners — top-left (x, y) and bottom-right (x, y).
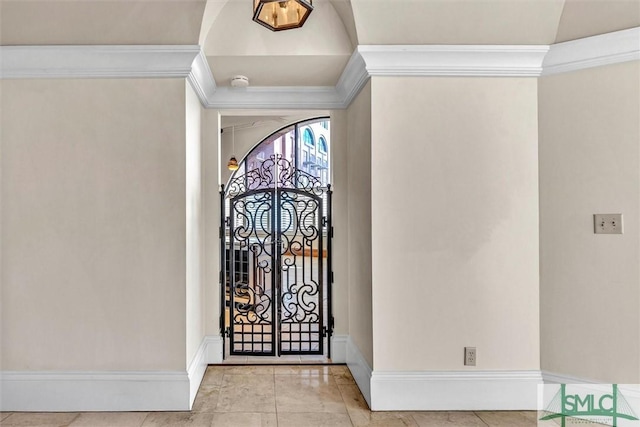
top-left (221, 354), bottom-right (334, 364)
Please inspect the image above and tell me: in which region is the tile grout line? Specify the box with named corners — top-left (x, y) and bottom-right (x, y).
top-left (139, 411), bottom-right (151, 427)
top-left (64, 412), bottom-right (81, 427)
top-left (273, 370), bottom-right (279, 427)
top-left (472, 411), bottom-right (493, 427)
top-left (334, 370), bottom-right (356, 427)
top-left (213, 372), bottom-right (222, 417)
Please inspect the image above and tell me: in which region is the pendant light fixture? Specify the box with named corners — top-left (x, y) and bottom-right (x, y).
top-left (227, 126), bottom-right (239, 171)
top-left (253, 0), bottom-right (313, 32)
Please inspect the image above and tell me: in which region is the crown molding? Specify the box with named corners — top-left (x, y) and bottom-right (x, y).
top-left (542, 27), bottom-right (640, 76)
top-left (335, 50), bottom-right (370, 107)
top-left (205, 52), bottom-right (368, 109)
top-left (0, 45), bottom-right (201, 79)
top-left (205, 86), bottom-right (345, 110)
top-left (187, 50), bottom-right (217, 106)
top-left (1, 27), bottom-right (638, 109)
top-left (358, 45), bottom-right (549, 77)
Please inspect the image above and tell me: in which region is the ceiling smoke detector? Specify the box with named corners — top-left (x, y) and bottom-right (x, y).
top-left (230, 75), bottom-right (250, 88)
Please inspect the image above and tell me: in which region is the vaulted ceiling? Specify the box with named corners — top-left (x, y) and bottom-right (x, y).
top-left (555, 0), bottom-right (640, 42)
top-left (0, 0), bottom-right (207, 45)
top-left (1, 0), bottom-right (639, 88)
top-left (203, 0), bottom-right (353, 87)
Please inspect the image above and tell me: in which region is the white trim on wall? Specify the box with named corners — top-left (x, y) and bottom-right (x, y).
top-left (541, 371), bottom-right (600, 384)
top-left (2, 338), bottom-right (607, 413)
top-left (346, 336), bottom-right (373, 408)
top-left (542, 27), bottom-right (640, 76)
top-left (187, 50), bottom-right (217, 107)
top-left (205, 86), bottom-right (344, 110)
top-left (2, 28), bottom-right (637, 109)
top-left (0, 371), bottom-right (190, 412)
top-left (370, 370), bottom-right (543, 411)
top-left (358, 44), bottom-right (549, 77)
top-left (0, 335), bottom-right (220, 412)
top-left (540, 373), bottom-right (640, 406)
top-left (330, 334), bottom-right (348, 363)
top-left (204, 335), bottom-right (224, 364)
top-left (0, 45), bottom-right (201, 79)
top-left (187, 337), bottom-right (209, 408)
top-left (344, 336), bottom-right (542, 410)
top-left (335, 50), bottom-right (370, 108)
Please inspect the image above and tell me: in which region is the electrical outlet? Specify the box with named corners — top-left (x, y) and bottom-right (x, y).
top-left (464, 347), bottom-right (476, 366)
top-left (594, 214), bottom-right (623, 234)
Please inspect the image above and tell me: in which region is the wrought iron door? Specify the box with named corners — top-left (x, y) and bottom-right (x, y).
top-left (220, 155), bottom-right (333, 356)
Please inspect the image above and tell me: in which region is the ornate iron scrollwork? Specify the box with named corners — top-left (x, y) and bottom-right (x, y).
top-left (226, 154), bottom-right (324, 197)
top-left (223, 154), bottom-right (328, 355)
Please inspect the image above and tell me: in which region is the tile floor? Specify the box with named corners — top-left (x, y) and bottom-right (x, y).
top-left (2, 365), bottom-right (562, 426)
top-left (222, 355), bottom-right (329, 364)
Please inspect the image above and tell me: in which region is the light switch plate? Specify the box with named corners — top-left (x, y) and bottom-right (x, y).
top-left (594, 214), bottom-right (623, 234)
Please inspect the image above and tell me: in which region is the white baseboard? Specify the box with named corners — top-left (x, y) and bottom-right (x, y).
top-left (204, 335), bottom-right (224, 364)
top-left (340, 337), bottom-right (543, 411)
top-left (346, 336), bottom-right (373, 408)
top-left (187, 337), bottom-right (209, 408)
top-left (541, 370), bottom-right (600, 384)
top-left (0, 333), bottom-right (567, 413)
top-left (0, 371), bottom-right (190, 412)
top-left (370, 370), bottom-right (543, 411)
top-left (539, 378), bottom-right (640, 414)
top-left (331, 335), bottom-right (348, 363)
top-left (0, 335), bottom-right (224, 412)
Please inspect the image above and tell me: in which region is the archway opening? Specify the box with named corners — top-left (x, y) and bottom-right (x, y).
top-left (220, 117), bottom-right (333, 359)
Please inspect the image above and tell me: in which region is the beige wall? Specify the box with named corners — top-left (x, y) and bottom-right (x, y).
top-left (1, 78), bottom-right (188, 371)
top-left (0, 80), bottom-right (4, 371)
top-left (202, 109), bottom-right (221, 336)
top-left (185, 82), bottom-right (204, 365)
top-left (347, 81), bottom-right (373, 367)
top-left (539, 61), bottom-right (640, 383)
top-left (330, 109), bottom-right (349, 337)
top-left (370, 77), bottom-right (540, 371)
top-left (5, 61), bottom-right (635, 388)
